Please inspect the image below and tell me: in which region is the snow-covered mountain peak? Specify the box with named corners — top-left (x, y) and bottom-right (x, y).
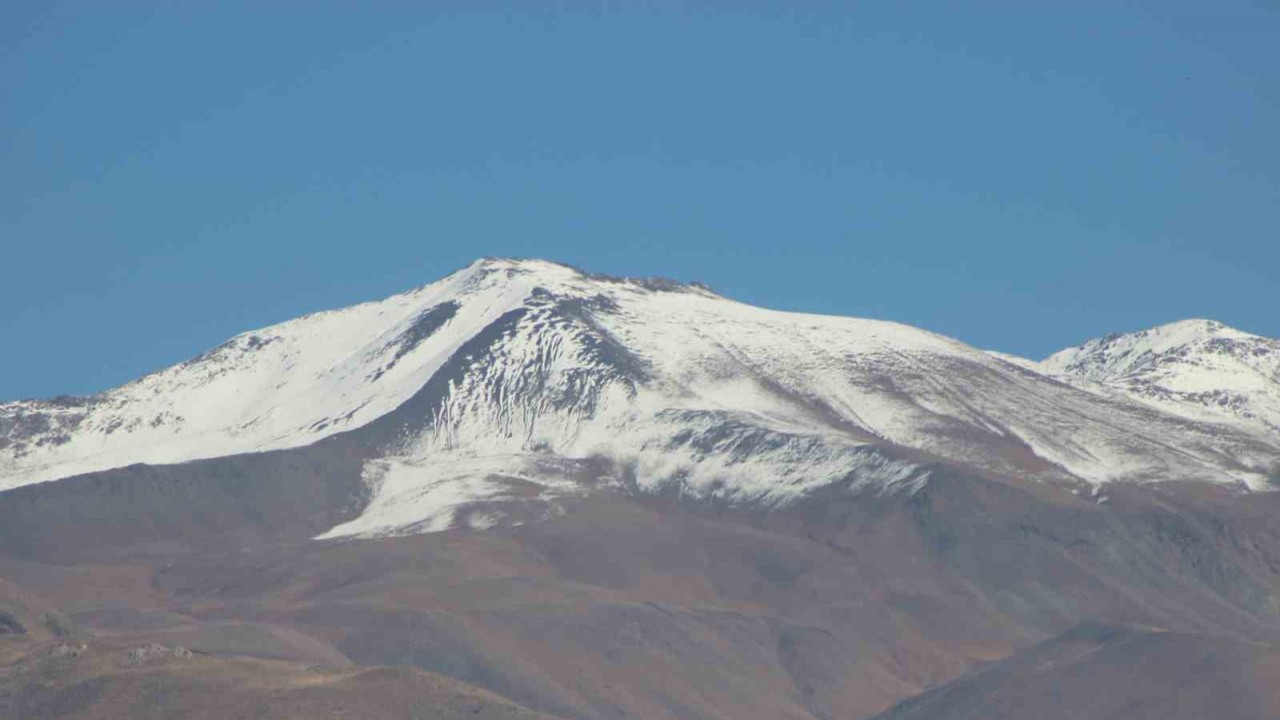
top-left (1044, 319), bottom-right (1257, 378)
top-left (0, 259), bottom-right (720, 490)
top-left (1043, 320), bottom-right (1280, 434)
top-left (4, 262), bottom-right (1280, 538)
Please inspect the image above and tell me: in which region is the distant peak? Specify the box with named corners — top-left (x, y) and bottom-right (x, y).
top-left (1048, 319), bottom-right (1255, 361)
top-left (1107, 318), bottom-right (1258, 349)
top-left (1043, 317), bottom-right (1274, 382)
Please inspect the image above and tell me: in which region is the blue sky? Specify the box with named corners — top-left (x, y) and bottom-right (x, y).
top-left (3, 1), bottom-right (1277, 400)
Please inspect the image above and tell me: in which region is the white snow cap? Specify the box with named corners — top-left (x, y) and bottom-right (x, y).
top-left (3, 260), bottom-right (1278, 538)
top-left (1043, 318), bottom-right (1280, 434)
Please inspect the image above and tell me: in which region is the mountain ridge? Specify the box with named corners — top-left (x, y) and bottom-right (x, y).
top-left (3, 259), bottom-right (1278, 540)
top-left (1043, 318), bottom-right (1280, 435)
top-left (3, 259), bottom-right (1280, 720)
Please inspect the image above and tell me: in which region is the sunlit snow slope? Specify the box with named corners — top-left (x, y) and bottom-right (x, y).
top-left (1043, 320), bottom-right (1280, 435)
top-left (3, 260), bottom-right (1278, 538)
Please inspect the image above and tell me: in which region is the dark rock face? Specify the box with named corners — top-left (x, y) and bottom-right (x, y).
top-left (0, 401), bottom-right (93, 457)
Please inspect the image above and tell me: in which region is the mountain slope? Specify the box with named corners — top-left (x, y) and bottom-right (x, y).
top-left (0, 263), bottom-right (533, 489)
top-left (4, 260), bottom-right (1280, 720)
top-left (7, 472), bottom-right (1280, 720)
top-left (0, 638), bottom-right (566, 720)
top-left (870, 624), bottom-right (1280, 720)
top-left (3, 260), bottom-right (1279, 540)
top-left (1043, 319), bottom-right (1280, 435)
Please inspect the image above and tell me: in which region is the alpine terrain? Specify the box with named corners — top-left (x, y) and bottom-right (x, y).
top-left (2, 258), bottom-right (1279, 720)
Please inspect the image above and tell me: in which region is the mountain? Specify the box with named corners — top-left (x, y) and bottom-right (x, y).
top-left (3, 259), bottom-right (1278, 539)
top-left (2, 258), bottom-right (1280, 720)
top-left (1043, 319), bottom-right (1280, 436)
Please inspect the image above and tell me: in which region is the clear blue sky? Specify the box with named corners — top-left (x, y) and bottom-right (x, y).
top-left (3, 1), bottom-right (1277, 401)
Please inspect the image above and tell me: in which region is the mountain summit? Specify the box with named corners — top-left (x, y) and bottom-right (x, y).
top-left (3, 260), bottom-right (1278, 538)
top-left (1043, 319), bottom-right (1280, 434)
top-left (4, 260), bottom-right (1280, 720)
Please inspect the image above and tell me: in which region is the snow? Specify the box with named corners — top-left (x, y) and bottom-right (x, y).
top-left (4, 259), bottom-right (1279, 539)
top-left (318, 453), bottom-right (594, 537)
top-left (0, 259), bottom-right (574, 489)
top-left (1042, 319), bottom-right (1280, 435)
top-left (320, 264), bottom-right (1279, 537)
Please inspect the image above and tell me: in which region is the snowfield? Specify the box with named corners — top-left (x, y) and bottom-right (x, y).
top-left (3, 259), bottom-right (1278, 538)
top-left (1043, 319), bottom-right (1280, 435)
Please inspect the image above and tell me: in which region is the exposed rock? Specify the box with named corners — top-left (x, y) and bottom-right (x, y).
top-left (48, 643), bottom-right (87, 659)
top-left (125, 643), bottom-right (192, 666)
